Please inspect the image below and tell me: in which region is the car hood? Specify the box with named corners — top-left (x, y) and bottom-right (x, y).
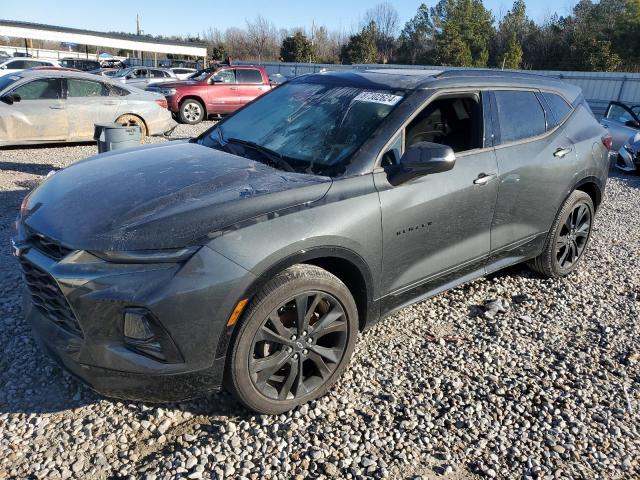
top-left (152, 80), bottom-right (201, 89)
top-left (23, 142), bottom-right (332, 251)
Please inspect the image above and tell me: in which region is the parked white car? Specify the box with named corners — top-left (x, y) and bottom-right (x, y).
top-left (0, 70), bottom-right (176, 146)
top-left (0, 58), bottom-right (59, 77)
top-left (170, 67), bottom-right (197, 80)
top-left (113, 67), bottom-right (178, 89)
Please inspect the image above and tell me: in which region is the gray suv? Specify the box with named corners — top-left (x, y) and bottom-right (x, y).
top-left (13, 69), bottom-right (610, 414)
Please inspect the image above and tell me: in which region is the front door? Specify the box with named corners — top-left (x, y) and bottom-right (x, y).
top-left (7, 77), bottom-right (68, 142)
top-left (601, 101), bottom-right (640, 150)
top-left (375, 91), bottom-right (498, 309)
top-left (206, 68), bottom-right (240, 114)
top-left (64, 78), bottom-right (121, 140)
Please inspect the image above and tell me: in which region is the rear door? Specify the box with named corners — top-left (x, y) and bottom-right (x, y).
top-left (206, 68), bottom-right (240, 113)
top-left (65, 77), bottom-right (121, 140)
top-left (5, 77), bottom-right (67, 142)
top-left (488, 89), bottom-right (578, 271)
top-left (601, 101), bottom-right (639, 150)
top-left (236, 68), bottom-right (270, 107)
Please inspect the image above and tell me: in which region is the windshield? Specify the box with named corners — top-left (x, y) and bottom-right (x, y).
top-left (199, 80), bottom-right (404, 176)
top-left (0, 75), bottom-right (22, 92)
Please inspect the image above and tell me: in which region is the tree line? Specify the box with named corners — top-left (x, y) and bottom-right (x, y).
top-left (201, 0), bottom-right (640, 72)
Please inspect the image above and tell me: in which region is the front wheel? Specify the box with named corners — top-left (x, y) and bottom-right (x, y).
top-left (179, 99), bottom-right (205, 124)
top-left (528, 190), bottom-right (594, 278)
top-left (225, 265), bottom-right (358, 414)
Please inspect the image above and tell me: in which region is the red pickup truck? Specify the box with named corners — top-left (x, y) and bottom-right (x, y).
top-left (147, 65), bottom-right (272, 124)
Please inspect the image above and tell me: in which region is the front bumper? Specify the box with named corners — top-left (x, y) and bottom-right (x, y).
top-left (615, 146), bottom-right (640, 172)
top-left (15, 233), bottom-right (255, 402)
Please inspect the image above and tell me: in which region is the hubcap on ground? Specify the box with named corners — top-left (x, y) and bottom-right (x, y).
top-left (555, 202), bottom-right (591, 269)
top-left (184, 103), bottom-right (201, 122)
top-left (249, 291), bottom-right (349, 401)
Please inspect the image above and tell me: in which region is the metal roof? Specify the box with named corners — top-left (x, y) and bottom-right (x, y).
top-left (0, 19), bottom-right (207, 57)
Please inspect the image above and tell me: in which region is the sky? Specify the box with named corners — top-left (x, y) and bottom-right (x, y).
top-left (1, 0), bottom-right (578, 38)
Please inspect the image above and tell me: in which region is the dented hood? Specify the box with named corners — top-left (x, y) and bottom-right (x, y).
top-left (23, 142), bottom-right (332, 251)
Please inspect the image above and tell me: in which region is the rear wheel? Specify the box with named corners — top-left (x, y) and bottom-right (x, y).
top-left (115, 114), bottom-right (147, 138)
top-left (527, 190), bottom-right (594, 278)
top-left (226, 265), bottom-right (358, 414)
top-left (179, 99), bottom-right (205, 124)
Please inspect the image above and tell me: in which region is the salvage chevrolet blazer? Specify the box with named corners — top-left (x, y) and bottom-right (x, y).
top-left (13, 69), bottom-right (610, 414)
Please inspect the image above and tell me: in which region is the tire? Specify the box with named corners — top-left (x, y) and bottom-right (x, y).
top-left (225, 264), bottom-right (358, 414)
top-left (115, 114), bottom-right (147, 138)
top-left (527, 190), bottom-right (594, 278)
top-left (179, 99), bottom-right (205, 124)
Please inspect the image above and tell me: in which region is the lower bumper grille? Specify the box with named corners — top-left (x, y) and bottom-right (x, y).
top-left (20, 259), bottom-right (83, 337)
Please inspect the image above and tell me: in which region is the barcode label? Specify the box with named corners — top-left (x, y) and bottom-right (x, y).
top-left (354, 91), bottom-right (403, 106)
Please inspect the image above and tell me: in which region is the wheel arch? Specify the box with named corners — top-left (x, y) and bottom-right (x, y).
top-left (179, 95), bottom-right (207, 115)
top-left (573, 176), bottom-right (603, 211)
top-left (115, 113), bottom-right (148, 136)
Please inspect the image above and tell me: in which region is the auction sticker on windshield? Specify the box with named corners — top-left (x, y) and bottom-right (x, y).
top-left (354, 91), bottom-right (403, 106)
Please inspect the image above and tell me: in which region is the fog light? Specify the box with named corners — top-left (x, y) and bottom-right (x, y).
top-left (123, 308), bottom-right (183, 363)
top-left (124, 310), bottom-right (154, 341)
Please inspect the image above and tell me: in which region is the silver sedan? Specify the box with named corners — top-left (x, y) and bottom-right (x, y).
top-left (0, 70), bottom-right (176, 146)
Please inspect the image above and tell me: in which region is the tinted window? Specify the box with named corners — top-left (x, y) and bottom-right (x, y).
top-left (13, 78), bottom-right (60, 99)
top-left (0, 75), bottom-right (21, 92)
top-left (236, 69), bottom-right (263, 84)
top-left (494, 91), bottom-right (546, 143)
top-left (543, 92), bottom-right (573, 127)
top-left (108, 84), bottom-right (130, 96)
top-left (67, 79), bottom-right (108, 97)
top-left (150, 69), bottom-right (165, 78)
top-left (7, 60), bottom-right (28, 69)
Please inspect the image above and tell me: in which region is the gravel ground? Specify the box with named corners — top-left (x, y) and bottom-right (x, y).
top-left (0, 125), bottom-right (638, 480)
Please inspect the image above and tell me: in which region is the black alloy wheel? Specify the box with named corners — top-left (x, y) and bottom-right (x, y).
top-left (554, 202), bottom-right (591, 269)
top-left (226, 264), bottom-right (358, 414)
top-left (249, 291), bottom-right (348, 401)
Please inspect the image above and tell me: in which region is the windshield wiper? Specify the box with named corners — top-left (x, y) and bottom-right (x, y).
top-left (220, 132), bottom-right (295, 172)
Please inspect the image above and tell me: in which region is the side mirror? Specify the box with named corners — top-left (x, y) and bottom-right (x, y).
top-left (126, 74), bottom-right (134, 80)
top-left (388, 142), bottom-right (455, 185)
top-left (0, 65), bottom-right (6, 70)
top-left (1, 93), bottom-right (19, 105)
top-left (211, 75), bottom-right (224, 84)
top-left (625, 119), bottom-right (640, 129)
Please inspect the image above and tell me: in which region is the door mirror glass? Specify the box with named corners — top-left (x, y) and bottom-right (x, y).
top-left (1, 93), bottom-right (20, 105)
top-left (211, 75), bottom-right (225, 84)
top-left (389, 142), bottom-right (455, 185)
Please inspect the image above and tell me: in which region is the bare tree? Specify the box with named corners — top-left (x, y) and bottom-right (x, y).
top-left (246, 15), bottom-right (278, 63)
top-left (364, 2), bottom-right (400, 63)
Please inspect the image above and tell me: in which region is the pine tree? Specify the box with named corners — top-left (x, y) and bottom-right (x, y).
top-left (280, 32), bottom-right (314, 63)
top-left (340, 21), bottom-right (379, 64)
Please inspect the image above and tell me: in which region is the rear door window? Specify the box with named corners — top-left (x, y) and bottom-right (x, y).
top-left (494, 90), bottom-right (546, 143)
top-left (12, 78), bottom-right (61, 99)
top-left (67, 78), bottom-right (109, 97)
top-left (7, 60), bottom-right (27, 69)
top-left (542, 92), bottom-right (573, 127)
top-left (236, 68), bottom-right (263, 84)
top-left (605, 103), bottom-right (636, 124)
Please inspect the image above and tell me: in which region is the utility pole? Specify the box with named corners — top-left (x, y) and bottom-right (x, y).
top-left (310, 19), bottom-right (315, 64)
top-left (136, 14), bottom-right (142, 35)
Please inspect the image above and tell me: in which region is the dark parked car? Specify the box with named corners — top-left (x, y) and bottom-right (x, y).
top-left (600, 100), bottom-right (640, 171)
top-left (13, 69), bottom-right (609, 414)
top-left (59, 58), bottom-right (101, 71)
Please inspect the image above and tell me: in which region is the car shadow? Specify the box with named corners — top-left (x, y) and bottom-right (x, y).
top-left (609, 169), bottom-right (640, 189)
top-left (0, 141), bottom-right (94, 151)
top-left (0, 161), bottom-right (60, 176)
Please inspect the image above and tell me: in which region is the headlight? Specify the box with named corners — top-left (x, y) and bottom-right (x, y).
top-left (160, 88), bottom-right (176, 96)
top-left (91, 246), bottom-right (199, 263)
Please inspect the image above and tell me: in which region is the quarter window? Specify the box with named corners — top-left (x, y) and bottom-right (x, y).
top-left (543, 92), bottom-right (572, 127)
top-left (494, 91), bottom-right (546, 143)
top-left (67, 79), bottom-right (109, 97)
top-left (12, 78), bottom-right (61, 100)
top-left (236, 69), bottom-right (263, 84)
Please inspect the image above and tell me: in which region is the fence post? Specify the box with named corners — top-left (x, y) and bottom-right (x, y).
top-left (617, 76), bottom-right (627, 102)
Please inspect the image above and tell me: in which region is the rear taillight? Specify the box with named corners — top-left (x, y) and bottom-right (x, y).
top-left (602, 133), bottom-right (613, 151)
top-left (155, 98), bottom-right (168, 109)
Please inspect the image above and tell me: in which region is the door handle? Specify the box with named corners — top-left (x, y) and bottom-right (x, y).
top-left (602, 124), bottom-right (609, 128)
top-left (554, 147), bottom-right (572, 158)
top-left (230, 86), bottom-right (239, 90)
top-left (473, 173), bottom-right (496, 185)
top-left (49, 105), bottom-right (64, 110)
top-left (103, 101), bottom-right (118, 105)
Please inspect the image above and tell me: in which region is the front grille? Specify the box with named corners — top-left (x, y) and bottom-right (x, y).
top-left (28, 234), bottom-right (73, 261)
top-left (20, 259), bottom-right (83, 337)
